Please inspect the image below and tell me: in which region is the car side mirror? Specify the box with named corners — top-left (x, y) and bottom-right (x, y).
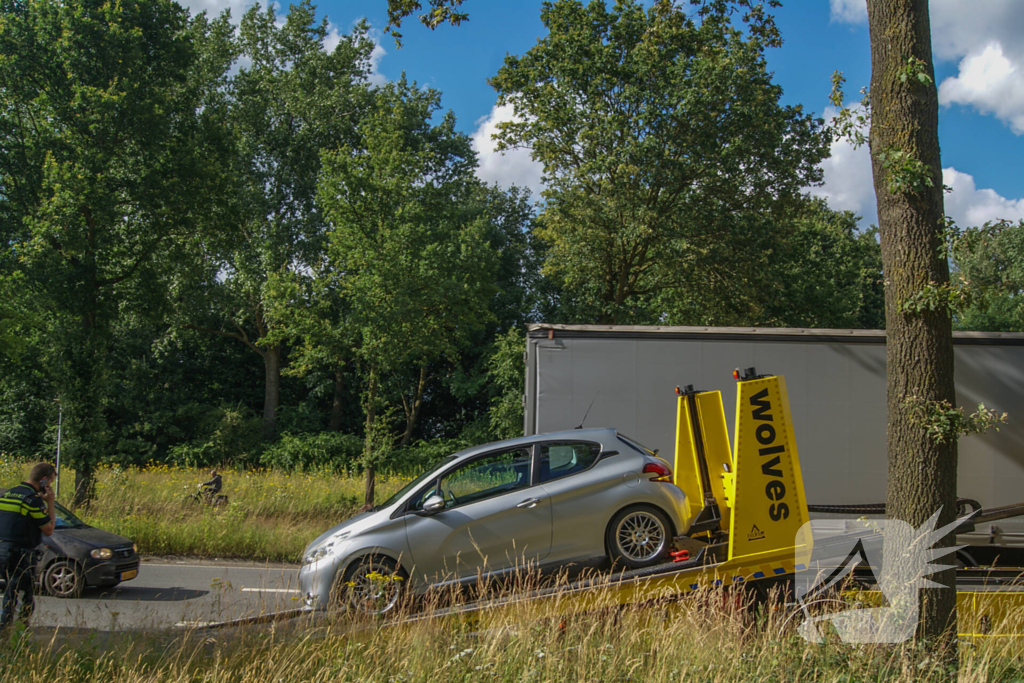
top-left (420, 494), bottom-right (445, 515)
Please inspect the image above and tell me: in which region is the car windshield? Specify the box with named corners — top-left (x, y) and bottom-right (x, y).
top-left (54, 501), bottom-right (87, 529)
top-left (378, 455), bottom-right (459, 509)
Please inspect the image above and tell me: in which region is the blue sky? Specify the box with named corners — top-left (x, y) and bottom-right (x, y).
top-left (192, 0), bottom-right (1024, 228)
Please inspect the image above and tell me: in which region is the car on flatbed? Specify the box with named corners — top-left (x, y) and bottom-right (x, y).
top-left (299, 428), bottom-right (690, 613)
top-left (0, 490), bottom-right (139, 597)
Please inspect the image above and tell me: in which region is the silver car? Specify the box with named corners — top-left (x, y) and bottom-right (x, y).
top-left (299, 428), bottom-right (691, 612)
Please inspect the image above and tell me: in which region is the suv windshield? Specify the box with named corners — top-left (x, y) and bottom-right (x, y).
top-left (54, 501), bottom-right (87, 529)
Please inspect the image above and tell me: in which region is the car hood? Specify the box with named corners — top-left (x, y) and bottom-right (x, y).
top-left (304, 510), bottom-right (385, 552)
top-left (50, 526), bottom-right (134, 550)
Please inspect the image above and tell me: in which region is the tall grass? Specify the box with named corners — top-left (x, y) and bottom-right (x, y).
top-left (3, 575), bottom-right (1024, 683)
top-left (1, 458), bottom-right (412, 562)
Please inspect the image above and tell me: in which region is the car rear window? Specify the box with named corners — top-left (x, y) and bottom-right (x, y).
top-left (538, 442), bottom-right (601, 483)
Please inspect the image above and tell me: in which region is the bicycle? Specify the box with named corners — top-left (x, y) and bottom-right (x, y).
top-left (183, 485), bottom-right (228, 507)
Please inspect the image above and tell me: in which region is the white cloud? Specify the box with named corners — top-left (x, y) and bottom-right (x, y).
top-left (470, 103), bottom-right (545, 196)
top-left (928, 1), bottom-right (1024, 63)
top-left (812, 110), bottom-right (1024, 229)
top-left (810, 107), bottom-right (877, 224)
top-left (938, 43), bottom-right (1024, 133)
top-left (943, 168), bottom-right (1024, 227)
top-left (812, 136), bottom-right (1024, 229)
top-left (829, 0), bottom-right (866, 25)
top-left (829, 0), bottom-right (1024, 134)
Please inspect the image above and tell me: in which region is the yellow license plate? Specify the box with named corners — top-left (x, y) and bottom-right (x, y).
top-left (120, 569), bottom-right (138, 581)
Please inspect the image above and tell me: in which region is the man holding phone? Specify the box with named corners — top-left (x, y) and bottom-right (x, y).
top-left (0, 462), bottom-right (56, 629)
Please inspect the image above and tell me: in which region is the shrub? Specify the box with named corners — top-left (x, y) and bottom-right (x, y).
top-left (167, 405), bottom-right (263, 468)
top-left (259, 431), bottom-right (364, 473)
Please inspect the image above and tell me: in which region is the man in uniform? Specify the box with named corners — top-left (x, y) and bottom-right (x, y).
top-left (0, 462), bottom-right (56, 629)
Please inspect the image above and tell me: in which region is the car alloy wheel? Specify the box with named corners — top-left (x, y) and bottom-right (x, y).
top-left (43, 560), bottom-right (83, 598)
top-left (339, 556), bottom-right (405, 615)
top-left (608, 506), bottom-right (670, 568)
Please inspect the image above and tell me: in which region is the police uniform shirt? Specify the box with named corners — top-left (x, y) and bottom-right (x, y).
top-left (0, 483), bottom-right (49, 549)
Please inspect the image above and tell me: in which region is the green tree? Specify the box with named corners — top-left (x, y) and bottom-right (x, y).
top-left (265, 261), bottom-right (357, 434)
top-left (182, 1), bottom-right (375, 440)
top-left (489, 0), bottom-right (828, 325)
top-left (318, 78), bottom-right (496, 506)
top-left (761, 198), bottom-right (885, 330)
top-left (0, 0), bottom-right (234, 503)
top-left (952, 220), bottom-right (1024, 332)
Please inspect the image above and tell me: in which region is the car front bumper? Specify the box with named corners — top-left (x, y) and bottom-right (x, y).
top-left (83, 555), bottom-right (140, 587)
top-left (298, 554), bottom-right (345, 610)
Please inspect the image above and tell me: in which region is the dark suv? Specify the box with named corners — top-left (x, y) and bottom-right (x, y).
top-left (0, 490), bottom-right (139, 597)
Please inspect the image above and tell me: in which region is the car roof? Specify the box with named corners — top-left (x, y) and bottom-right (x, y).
top-left (446, 427), bottom-right (622, 464)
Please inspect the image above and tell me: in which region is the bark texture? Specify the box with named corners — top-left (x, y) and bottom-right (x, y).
top-left (362, 365), bottom-right (378, 508)
top-left (399, 366), bottom-right (429, 447)
top-left (330, 366), bottom-right (345, 432)
top-left (261, 345), bottom-right (281, 440)
top-left (867, 0), bottom-right (958, 643)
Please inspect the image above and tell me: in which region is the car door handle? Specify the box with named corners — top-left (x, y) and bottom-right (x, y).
top-left (517, 498), bottom-right (541, 509)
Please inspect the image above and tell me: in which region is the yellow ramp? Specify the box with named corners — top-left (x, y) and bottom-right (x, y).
top-left (728, 375), bottom-right (809, 566)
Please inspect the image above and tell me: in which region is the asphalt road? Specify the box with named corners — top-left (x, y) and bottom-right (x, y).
top-left (28, 558), bottom-right (303, 631)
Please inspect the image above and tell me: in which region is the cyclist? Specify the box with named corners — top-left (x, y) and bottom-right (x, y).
top-left (198, 470), bottom-right (223, 503)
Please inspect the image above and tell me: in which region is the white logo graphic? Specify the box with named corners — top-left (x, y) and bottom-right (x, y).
top-left (795, 509), bottom-right (969, 643)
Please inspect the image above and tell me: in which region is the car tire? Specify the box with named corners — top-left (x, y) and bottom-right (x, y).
top-left (43, 560), bottom-right (84, 598)
top-left (607, 505), bottom-right (672, 569)
top-left (335, 556), bottom-right (406, 616)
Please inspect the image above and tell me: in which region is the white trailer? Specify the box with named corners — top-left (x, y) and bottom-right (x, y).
top-left (524, 324), bottom-right (1024, 543)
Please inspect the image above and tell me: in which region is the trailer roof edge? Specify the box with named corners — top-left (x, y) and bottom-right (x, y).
top-left (525, 324), bottom-right (1024, 346)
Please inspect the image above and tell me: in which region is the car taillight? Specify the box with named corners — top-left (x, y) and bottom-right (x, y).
top-left (642, 462), bottom-right (672, 482)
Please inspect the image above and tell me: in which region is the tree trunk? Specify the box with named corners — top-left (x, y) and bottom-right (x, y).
top-left (330, 366), bottom-right (345, 432)
top-left (867, 0), bottom-right (958, 647)
top-left (399, 366), bottom-right (428, 447)
top-left (362, 364), bottom-right (378, 508)
top-left (73, 458), bottom-right (94, 509)
top-left (262, 345), bottom-right (281, 440)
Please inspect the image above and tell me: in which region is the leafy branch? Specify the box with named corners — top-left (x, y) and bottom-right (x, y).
top-left (898, 56), bottom-right (933, 86)
top-left (877, 147), bottom-right (935, 194)
top-left (384, 0), bottom-right (468, 47)
top-left (903, 395), bottom-right (1007, 444)
top-left (830, 60), bottom-right (937, 197)
top-left (899, 280), bottom-right (978, 315)
top-left (828, 71), bottom-right (870, 149)
top-left (899, 219), bottom-right (1011, 316)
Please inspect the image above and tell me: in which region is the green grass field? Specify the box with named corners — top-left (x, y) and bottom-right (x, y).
top-left (4, 456), bottom-right (1024, 680)
top-left (4, 579), bottom-right (1024, 683)
top-left (0, 457), bottom-right (411, 562)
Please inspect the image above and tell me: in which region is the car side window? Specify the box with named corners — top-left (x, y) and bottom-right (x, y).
top-left (538, 442), bottom-right (602, 483)
top-left (437, 448), bottom-right (532, 509)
